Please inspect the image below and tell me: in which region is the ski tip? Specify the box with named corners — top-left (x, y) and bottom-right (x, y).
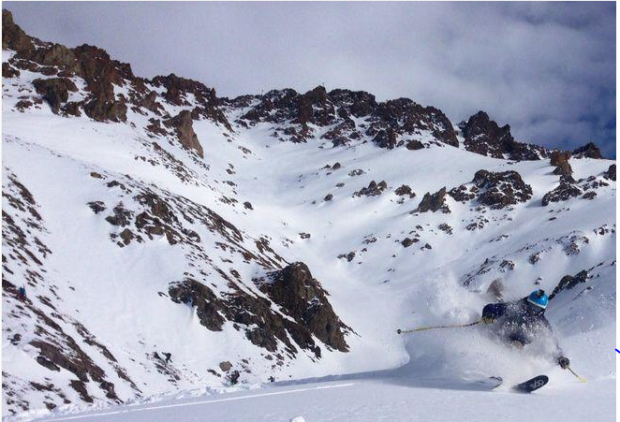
top-left (513, 375), bottom-right (549, 393)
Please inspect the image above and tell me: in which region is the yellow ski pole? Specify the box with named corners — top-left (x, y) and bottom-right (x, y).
top-left (567, 366), bottom-right (587, 383)
top-left (397, 320), bottom-right (480, 335)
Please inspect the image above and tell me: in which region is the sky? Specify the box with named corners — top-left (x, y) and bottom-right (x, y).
top-left (5, 2), bottom-right (616, 157)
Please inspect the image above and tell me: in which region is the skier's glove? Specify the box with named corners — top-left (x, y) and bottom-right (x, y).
top-left (557, 356), bottom-right (570, 369)
top-left (481, 315), bottom-right (495, 324)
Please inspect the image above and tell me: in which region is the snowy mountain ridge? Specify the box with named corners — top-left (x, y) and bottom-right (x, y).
top-left (1, 10), bottom-right (615, 420)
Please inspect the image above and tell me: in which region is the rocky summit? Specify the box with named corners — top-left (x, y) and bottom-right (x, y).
top-left (1, 9), bottom-right (615, 420)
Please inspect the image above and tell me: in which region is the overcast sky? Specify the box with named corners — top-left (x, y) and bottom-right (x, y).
top-left (5, 2), bottom-right (616, 157)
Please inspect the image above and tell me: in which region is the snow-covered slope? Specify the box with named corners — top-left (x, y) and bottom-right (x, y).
top-left (2, 10), bottom-right (615, 421)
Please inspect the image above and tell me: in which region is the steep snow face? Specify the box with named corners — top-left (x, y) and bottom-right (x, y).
top-left (2, 13), bottom-right (616, 420)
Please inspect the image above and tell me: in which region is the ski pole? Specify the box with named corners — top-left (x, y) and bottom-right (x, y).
top-left (397, 320), bottom-right (480, 334)
top-left (567, 366), bottom-right (587, 383)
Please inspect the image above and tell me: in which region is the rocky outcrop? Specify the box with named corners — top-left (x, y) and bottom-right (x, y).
top-left (32, 78), bottom-right (78, 114)
top-left (169, 262), bottom-right (350, 358)
top-left (549, 270), bottom-right (589, 300)
top-left (3, 10), bottom-right (231, 129)
top-left (550, 151), bottom-right (574, 181)
top-left (572, 142), bottom-right (603, 159)
top-left (368, 98), bottom-right (458, 148)
top-left (164, 110), bottom-right (204, 158)
top-left (236, 87), bottom-right (458, 149)
top-left (542, 177), bottom-right (582, 206)
top-left (353, 180), bottom-right (388, 197)
top-left (448, 170), bottom-right (532, 209)
top-left (415, 187), bottom-right (450, 213)
top-left (603, 164), bottom-right (616, 181)
top-left (460, 111), bottom-right (547, 161)
top-left (261, 262), bottom-right (349, 352)
top-left (395, 184), bottom-right (416, 198)
top-left (150, 74), bottom-right (230, 129)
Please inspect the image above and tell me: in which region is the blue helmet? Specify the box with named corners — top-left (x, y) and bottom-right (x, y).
top-left (527, 289), bottom-right (549, 309)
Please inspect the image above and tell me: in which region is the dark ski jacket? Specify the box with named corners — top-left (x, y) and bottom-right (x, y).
top-left (482, 298), bottom-right (562, 357)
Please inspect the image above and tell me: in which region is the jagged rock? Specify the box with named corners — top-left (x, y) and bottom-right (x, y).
top-left (296, 86), bottom-right (334, 129)
top-left (135, 91), bottom-right (164, 115)
top-left (473, 170), bottom-right (532, 208)
top-left (572, 142), bottom-right (603, 159)
top-left (401, 238), bottom-right (415, 248)
top-left (582, 191), bottom-right (597, 200)
top-left (394, 184), bottom-right (415, 198)
top-left (353, 180), bottom-right (388, 197)
top-left (324, 194), bottom-right (333, 201)
top-left (438, 223), bottom-right (453, 235)
top-left (369, 98), bottom-right (458, 148)
top-left (164, 110), bottom-right (204, 158)
top-left (415, 187), bottom-right (449, 213)
top-left (169, 263), bottom-right (350, 358)
top-left (549, 270), bottom-right (589, 299)
top-left (261, 262), bottom-right (349, 352)
top-left (603, 164), bottom-right (616, 181)
top-left (3, 10), bottom-right (34, 52)
top-left (151, 74), bottom-right (230, 129)
top-left (461, 111), bottom-right (547, 160)
top-left (338, 252), bottom-right (356, 262)
top-left (32, 78), bottom-right (78, 114)
top-left (542, 177), bottom-right (582, 206)
top-left (549, 151), bottom-right (574, 181)
top-left (553, 162), bottom-right (574, 181)
top-left (449, 170), bottom-right (532, 209)
top-left (329, 89), bottom-right (377, 118)
top-left (87, 201), bottom-right (106, 214)
top-left (2, 61), bottom-right (19, 78)
top-left (406, 140), bottom-right (425, 150)
top-left (243, 201), bottom-right (253, 210)
top-left (372, 130), bottom-right (398, 149)
top-left (550, 151), bottom-right (572, 167)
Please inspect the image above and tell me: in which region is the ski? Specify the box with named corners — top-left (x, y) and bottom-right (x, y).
top-left (477, 376), bottom-right (503, 390)
top-left (513, 375), bottom-right (549, 393)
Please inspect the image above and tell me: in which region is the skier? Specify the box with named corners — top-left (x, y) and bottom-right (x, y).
top-left (481, 289), bottom-right (570, 370)
top-left (17, 286), bottom-right (26, 302)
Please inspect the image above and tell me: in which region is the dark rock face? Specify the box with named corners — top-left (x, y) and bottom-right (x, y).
top-left (448, 170), bottom-right (532, 209)
top-left (415, 187), bottom-right (450, 213)
top-left (474, 170), bottom-right (532, 208)
top-left (603, 164), bottom-right (616, 181)
top-left (542, 177), bottom-right (582, 206)
top-left (550, 151), bottom-right (572, 167)
top-left (261, 262), bottom-right (349, 352)
top-left (549, 270), bottom-right (589, 300)
top-left (164, 110), bottom-right (204, 158)
top-left (353, 180), bottom-right (388, 197)
top-left (169, 262), bottom-right (350, 358)
top-left (3, 10), bottom-right (229, 129)
top-left (151, 74), bottom-right (230, 129)
top-left (461, 111), bottom-right (547, 160)
top-left (395, 184), bottom-right (416, 198)
top-left (3, 9), bottom-right (35, 53)
top-left (236, 87), bottom-right (458, 149)
top-left (549, 151), bottom-right (574, 181)
top-left (368, 99), bottom-right (458, 148)
top-left (32, 78), bottom-right (78, 114)
top-left (2, 61), bottom-right (19, 78)
top-left (572, 142), bottom-right (603, 159)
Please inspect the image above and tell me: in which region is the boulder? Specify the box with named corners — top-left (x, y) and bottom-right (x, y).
top-left (261, 262), bottom-right (349, 352)
top-left (164, 110), bottom-right (204, 158)
top-left (415, 187), bottom-right (449, 213)
top-left (572, 142), bottom-right (603, 159)
top-left (32, 78), bottom-right (78, 114)
top-left (542, 177), bottom-right (582, 206)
